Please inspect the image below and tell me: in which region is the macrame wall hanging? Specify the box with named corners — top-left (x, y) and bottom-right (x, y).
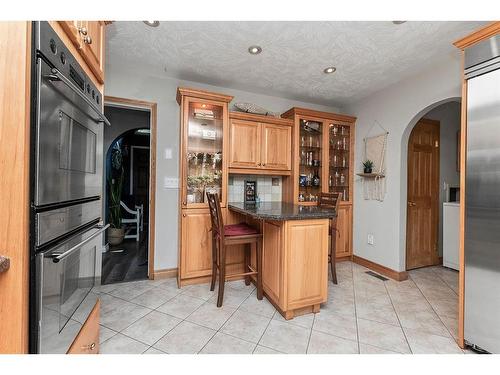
top-left (360, 120), bottom-right (388, 201)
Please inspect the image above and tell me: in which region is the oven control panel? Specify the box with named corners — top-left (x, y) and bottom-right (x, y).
top-left (35, 21), bottom-right (101, 107)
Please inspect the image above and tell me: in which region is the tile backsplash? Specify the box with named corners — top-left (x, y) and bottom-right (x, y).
top-left (228, 175), bottom-right (282, 202)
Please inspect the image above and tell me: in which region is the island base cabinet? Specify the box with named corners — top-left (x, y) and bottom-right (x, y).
top-left (262, 219), bottom-right (329, 319)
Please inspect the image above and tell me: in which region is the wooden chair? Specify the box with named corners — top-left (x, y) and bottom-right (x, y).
top-left (206, 192), bottom-right (263, 307)
top-left (318, 192), bottom-right (342, 285)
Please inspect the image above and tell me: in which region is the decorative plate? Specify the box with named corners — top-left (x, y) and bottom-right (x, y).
top-left (233, 102), bottom-right (279, 117)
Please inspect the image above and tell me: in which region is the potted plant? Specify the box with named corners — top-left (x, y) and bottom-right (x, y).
top-left (363, 159), bottom-right (374, 174)
top-left (108, 145), bottom-right (125, 245)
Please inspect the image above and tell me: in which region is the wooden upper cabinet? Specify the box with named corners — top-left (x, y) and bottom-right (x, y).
top-left (229, 119), bottom-right (261, 168)
top-left (58, 21), bottom-right (105, 84)
top-left (262, 123), bottom-right (292, 170)
top-left (228, 112), bottom-right (293, 174)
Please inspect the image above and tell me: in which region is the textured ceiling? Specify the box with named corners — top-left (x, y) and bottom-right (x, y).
top-left (106, 21), bottom-right (486, 106)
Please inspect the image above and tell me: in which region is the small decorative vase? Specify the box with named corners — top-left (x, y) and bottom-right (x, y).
top-left (364, 167), bottom-right (372, 174)
top-left (108, 227), bottom-right (125, 246)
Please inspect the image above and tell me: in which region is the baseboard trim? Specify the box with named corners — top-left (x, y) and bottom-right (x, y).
top-left (352, 255), bottom-right (408, 281)
top-left (152, 268), bottom-right (178, 280)
top-left (336, 255), bottom-right (353, 262)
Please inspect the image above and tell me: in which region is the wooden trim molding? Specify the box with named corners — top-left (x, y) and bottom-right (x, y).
top-left (454, 21), bottom-right (500, 50)
top-left (352, 255), bottom-right (408, 282)
top-left (229, 111), bottom-right (293, 126)
top-left (281, 107), bottom-right (357, 123)
top-left (104, 96), bottom-right (158, 280)
top-left (0, 21), bottom-right (31, 354)
top-left (176, 87), bottom-right (233, 105)
top-left (153, 268), bottom-right (178, 280)
top-left (228, 167), bottom-right (292, 176)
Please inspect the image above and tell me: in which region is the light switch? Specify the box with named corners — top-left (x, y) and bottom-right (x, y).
top-left (164, 177), bottom-right (179, 189)
top-left (164, 148), bottom-right (173, 159)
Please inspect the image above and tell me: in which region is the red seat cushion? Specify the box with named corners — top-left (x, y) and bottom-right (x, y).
top-left (224, 223), bottom-right (259, 236)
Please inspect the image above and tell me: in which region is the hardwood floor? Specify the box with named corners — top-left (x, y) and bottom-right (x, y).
top-left (101, 230), bottom-right (149, 285)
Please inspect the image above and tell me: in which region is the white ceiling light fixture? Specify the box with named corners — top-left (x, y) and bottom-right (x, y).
top-left (248, 45), bottom-right (262, 55)
top-left (323, 66), bottom-right (337, 74)
top-left (143, 21), bottom-right (160, 27)
top-left (392, 21), bottom-right (407, 25)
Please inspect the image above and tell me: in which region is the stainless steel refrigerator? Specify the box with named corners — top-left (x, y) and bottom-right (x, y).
top-left (464, 34), bottom-right (500, 354)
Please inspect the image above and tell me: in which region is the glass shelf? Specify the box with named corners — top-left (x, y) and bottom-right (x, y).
top-left (328, 123), bottom-right (351, 201)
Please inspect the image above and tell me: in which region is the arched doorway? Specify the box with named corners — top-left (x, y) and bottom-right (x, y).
top-left (401, 98), bottom-right (461, 270)
top-left (101, 98), bottom-right (156, 285)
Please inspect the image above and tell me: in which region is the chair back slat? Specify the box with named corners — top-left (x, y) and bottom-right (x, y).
top-left (206, 192), bottom-right (224, 237)
top-left (318, 192), bottom-right (342, 210)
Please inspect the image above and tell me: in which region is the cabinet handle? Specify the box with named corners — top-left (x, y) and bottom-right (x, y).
top-left (82, 342), bottom-right (96, 351)
top-left (0, 255), bottom-right (10, 274)
top-left (408, 201), bottom-right (416, 207)
top-left (182, 214), bottom-right (186, 217)
top-left (78, 27), bottom-right (88, 36)
top-left (83, 35), bottom-right (93, 45)
top-left (262, 163), bottom-right (266, 166)
top-left (182, 201), bottom-right (187, 205)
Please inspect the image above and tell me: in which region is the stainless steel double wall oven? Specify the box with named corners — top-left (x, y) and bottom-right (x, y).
top-left (30, 22), bottom-right (110, 353)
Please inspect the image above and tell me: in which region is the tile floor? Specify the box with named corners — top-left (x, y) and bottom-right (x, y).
top-left (96, 261), bottom-right (466, 354)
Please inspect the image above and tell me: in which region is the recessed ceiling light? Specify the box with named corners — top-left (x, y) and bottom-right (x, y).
top-left (392, 21), bottom-right (407, 25)
top-left (248, 45), bottom-right (262, 55)
top-left (143, 21), bottom-right (160, 27)
top-left (323, 67), bottom-right (337, 74)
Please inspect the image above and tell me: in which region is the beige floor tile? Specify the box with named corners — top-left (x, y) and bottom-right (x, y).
top-left (426, 298), bottom-right (458, 319)
top-left (181, 283), bottom-right (217, 301)
top-left (357, 318), bottom-right (410, 354)
top-left (359, 343), bottom-right (402, 354)
top-left (99, 325), bottom-right (117, 344)
top-left (100, 298), bottom-right (152, 332)
top-left (186, 301), bottom-right (236, 330)
top-left (313, 310), bottom-right (358, 341)
top-left (403, 327), bottom-right (463, 354)
top-left (200, 332), bottom-right (256, 354)
top-left (307, 330), bottom-right (359, 354)
top-left (253, 345), bottom-right (283, 354)
top-left (143, 347), bottom-right (166, 354)
top-left (153, 321), bottom-right (216, 354)
top-left (440, 315), bottom-right (459, 339)
top-left (156, 294), bottom-right (205, 319)
top-left (273, 310), bottom-right (315, 329)
top-left (321, 297), bottom-right (356, 317)
top-left (238, 291), bottom-right (276, 318)
top-left (208, 284), bottom-right (254, 308)
top-left (100, 333), bottom-right (149, 354)
top-left (394, 306), bottom-right (451, 338)
top-left (259, 320), bottom-right (311, 354)
top-left (107, 281), bottom-right (156, 301)
top-left (121, 311), bottom-right (181, 345)
top-left (221, 309), bottom-right (271, 343)
top-left (356, 301), bottom-right (400, 326)
top-left (131, 286), bottom-right (179, 309)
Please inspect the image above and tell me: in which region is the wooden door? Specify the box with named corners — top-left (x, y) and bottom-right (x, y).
top-left (229, 119), bottom-right (261, 168)
top-left (335, 205), bottom-right (352, 258)
top-left (261, 123), bottom-right (292, 170)
top-left (180, 209), bottom-right (213, 279)
top-left (406, 118), bottom-right (440, 270)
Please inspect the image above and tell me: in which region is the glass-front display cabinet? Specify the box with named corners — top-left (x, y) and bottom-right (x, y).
top-left (177, 88), bottom-right (233, 209)
top-left (328, 122), bottom-right (351, 201)
top-left (297, 118), bottom-right (325, 204)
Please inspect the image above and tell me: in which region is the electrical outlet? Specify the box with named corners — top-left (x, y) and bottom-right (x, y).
top-left (367, 234), bottom-right (374, 245)
top-left (164, 148), bottom-right (173, 159)
top-left (164, 177), bottom-right (178, 189)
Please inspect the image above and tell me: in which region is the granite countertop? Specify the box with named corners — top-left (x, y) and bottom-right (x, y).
top-left (228, 201), bottom-right (336, 221)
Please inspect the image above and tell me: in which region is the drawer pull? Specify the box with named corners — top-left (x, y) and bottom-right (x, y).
top-left (78, 27), bottom-right (88, 36)
top-left (0, 255), bottom-right (10, 273)
top-left (83, 35), bottom-right (93, 45)
top-left (82, 342), bottom-right (96, 351)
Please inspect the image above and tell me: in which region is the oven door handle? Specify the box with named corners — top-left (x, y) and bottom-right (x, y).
top-left (45, 68), bottom-right (111, 127)
top-left (52, 224), bottom-right (109, 263)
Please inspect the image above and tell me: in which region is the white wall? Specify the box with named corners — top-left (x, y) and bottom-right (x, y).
top-left (423, 101), bottom-right (461, 256)
top-left (105, 65), bottom-right (340, 271)
top-left (344, 53), bottom-right (463, 272)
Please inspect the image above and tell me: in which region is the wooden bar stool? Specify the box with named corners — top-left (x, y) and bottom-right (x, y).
top-left (206, 192), bottom-right (263, 307)
top-left (318, 192), bottom-right (342, 285)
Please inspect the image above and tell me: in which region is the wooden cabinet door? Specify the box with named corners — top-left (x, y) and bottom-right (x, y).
top-left (263, 221), bottom-right (282, 306)
top-left (335, 205), bottom-right (352, 258)
top-left (67, 300), bottom-right (100, 354)
top-left (180, 209), bottom-right (213, 279)
top-left (229, 119), bottom-right (261, 169)
top-left (78, 21), bottom-right (105, 84)
top-left (261, 123), bottom-right (292, 171)
top-left (59, 21), bottom-right (83, 49)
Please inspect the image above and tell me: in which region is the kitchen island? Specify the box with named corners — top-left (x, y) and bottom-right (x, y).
top-left (228, 202), bottom-right (336, 320)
